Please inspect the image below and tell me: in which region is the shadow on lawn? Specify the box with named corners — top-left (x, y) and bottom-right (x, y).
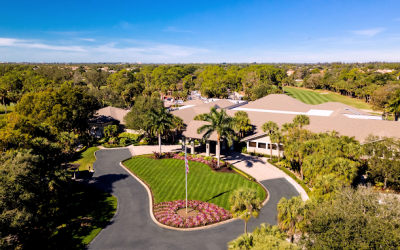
top-left (206, 190), bottom-right (231, 203)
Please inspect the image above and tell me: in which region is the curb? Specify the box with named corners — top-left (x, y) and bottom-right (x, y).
top-left (119, 160), bottom-right (270, 231)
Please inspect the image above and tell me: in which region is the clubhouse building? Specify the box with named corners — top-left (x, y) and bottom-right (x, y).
top-left (172, 94), bottom-right (399, 157)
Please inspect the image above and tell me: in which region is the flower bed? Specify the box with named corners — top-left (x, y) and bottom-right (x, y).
top-left (154, 200), bottom-right (232, 228)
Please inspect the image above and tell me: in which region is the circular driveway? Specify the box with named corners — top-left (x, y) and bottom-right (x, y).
top-left (87, 149), bottom-right (299, 250)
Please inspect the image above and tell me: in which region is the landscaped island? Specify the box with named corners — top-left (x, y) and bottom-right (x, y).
top-left (123, 155), bottom-right (266, 228)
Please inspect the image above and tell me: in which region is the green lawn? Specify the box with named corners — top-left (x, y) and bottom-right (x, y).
top-left (285, 86), bottom-right (372, 110)
top-left (72, 146), bottom-right (100, 171)
top-left (0, 103), bottom-right (15, 120)
top-left (45, 183), bottom-right (117, 249)
top-left (124, 157), bottom-right (266, 210)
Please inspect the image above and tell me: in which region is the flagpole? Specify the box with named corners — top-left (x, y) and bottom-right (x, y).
top-left (185, 145), bottom-right (188, 214)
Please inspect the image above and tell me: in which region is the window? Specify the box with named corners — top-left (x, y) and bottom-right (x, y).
top-left (258, 143), bottom-right (266, 149)
top-left (268, 143), bottom-right (271, 149)
top-left (249, 142), bottom-right (256, 147)
top-left (271, 144), bottom-right (277, 150)
top-left (279, 145), bottom-right (284, 151)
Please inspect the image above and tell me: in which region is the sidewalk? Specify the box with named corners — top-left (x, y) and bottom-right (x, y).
top-left (222, 151), bottom-right (309, 201)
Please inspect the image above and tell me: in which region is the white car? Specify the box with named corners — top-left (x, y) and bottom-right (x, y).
top-left (177, 100), bottom-right (184, 104)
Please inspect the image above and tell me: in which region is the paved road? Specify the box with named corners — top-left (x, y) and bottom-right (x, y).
top-left (87, 149), bottom-right (299, 250)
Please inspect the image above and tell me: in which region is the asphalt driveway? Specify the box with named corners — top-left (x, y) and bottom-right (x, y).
top-left (87, 149), bottom-right (299, 250)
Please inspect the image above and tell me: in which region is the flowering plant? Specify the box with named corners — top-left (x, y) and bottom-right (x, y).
top-left (154, 200), bottom-right (232, 228)
top-left (173, 154), bottom-right (223, 168)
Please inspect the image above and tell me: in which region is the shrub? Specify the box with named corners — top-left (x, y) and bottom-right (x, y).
top-left (119, 137), bottom-right (128, 146)
top-left (164, 152), bottom-right (174, 158)
top-left (153, 151), bottom-right (162, 159)
top-left (119, 132), bottom-right (141, 142)
top-left (204, 156), bottom-right (212, 161)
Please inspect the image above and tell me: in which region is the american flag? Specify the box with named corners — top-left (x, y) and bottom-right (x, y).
top-left (185, 149), bottom-right (189, 174)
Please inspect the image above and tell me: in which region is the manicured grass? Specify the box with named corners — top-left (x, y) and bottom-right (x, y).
top-left (72, 146), bottom-right (100, 171)
top-left (0, 103), bottom-right (15, 120)
top-left (124, 157), bottom-right (266, 210)
top-left (285, 86), bottom-right (372, 110)
top-left (46, 183), bottom-right (117, 249)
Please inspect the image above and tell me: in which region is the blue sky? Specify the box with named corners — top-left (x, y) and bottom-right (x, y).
top-left (1, 0), bottom-right (400, 63)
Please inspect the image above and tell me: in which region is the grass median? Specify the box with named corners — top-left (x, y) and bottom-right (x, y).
top-left (124, 157), bottom-right (266, 210)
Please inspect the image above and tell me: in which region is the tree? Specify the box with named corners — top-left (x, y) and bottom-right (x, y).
top-left (84, 70), bottom-right (109, 90)
top-left (147, 107), bottom-right (174, 154)
top-left (15, 86), bottom-right (100, 134)
top-left (233, 111), bottom-right (253, 138)
top-left (195, 107), bottom-right (237, 167)
top-left (388, 89), bottom-right (400, 121)
top-left (171, 116), bottom-right (184, 142)
top-left (124, 96), bottom-right (164, 134)
top-left (293, 115), bottom-right (310, 129)
top-left (277, 196), bottom-right (304, 243)
top-left (228, 223), bottom-right (299, 250)
top-left (57, 132), bottom-right (77, 166)
top-left (305, 186), bottom-right (400, 249)
top-left (103, 125), bottom-right (118, 138)
top-left (362, 135), bottom-right (400, 189)
top-left (310, 174), bottom-right (341, 202)
top-left (270, 128), bottom-right (284, 162)
top-left (230, 187), bottom-right (262, 234)
top-left (262, 121), bottom-right (279, 159)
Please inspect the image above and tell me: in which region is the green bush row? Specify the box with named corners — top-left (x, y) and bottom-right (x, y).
top-left (268, 160), bottom-right (311, 196)
top-left (230, 165), bottom-right (256, 181)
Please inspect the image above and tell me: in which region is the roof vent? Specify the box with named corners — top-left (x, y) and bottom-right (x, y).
top-left (344, 108), bottom-right (362, 115)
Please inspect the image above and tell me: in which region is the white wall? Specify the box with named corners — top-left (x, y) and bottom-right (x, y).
top-left (246, 137), bottom-right (284, 157)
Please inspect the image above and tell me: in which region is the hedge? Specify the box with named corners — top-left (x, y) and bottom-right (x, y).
top-left (268, 160), bottom-right (311, 196)
top-left (230, 165), bottom-right (256, 182)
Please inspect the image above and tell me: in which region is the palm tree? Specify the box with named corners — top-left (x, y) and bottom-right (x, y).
top-left (262, 121), bottom-right (279, 160)
top-left (388, 89), bottom-right (400, 121)
top-left (293, 114), bottom-right (310, 129)
top-left (171, 116), bottom-right (184, 142)
top-left (233, 111), bottom-right (253, 138)
top-left (104, 124), bottom-right (118, 138)
top-left (277, 196), bottom-right (304, 243)
top-left (229, 187), bottom-right (263, 234)
top-left (148, 107), bottom-right (174, 154)
top-left (195, 107), bottom-right (237, 167)
top-left (271, 130), bottom-right (284, 162)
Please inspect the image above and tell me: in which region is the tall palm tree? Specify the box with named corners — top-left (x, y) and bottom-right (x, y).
top-left (229, 187), bottom-right (263, 234)
top-left (233, 111), bottom-right (253, 138)
top-left (148, 107), bottom-right (174, 154)
top-left (277, 196), bottom-right (304, 243)
top-left (171, 116), bottom-right (184, 142)
top-left (293, 114), bottom-right (310, 129)
top-left (195, 107), bottom-right (237, 167)
top-left (271, 130), bottom-right (284, 162)
top-left (262, 121), bottom-right (279, 160)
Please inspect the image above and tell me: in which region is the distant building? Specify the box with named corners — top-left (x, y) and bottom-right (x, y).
top-left (376, 69), bottom-right (394, 74)
top-left (287, 69), bottom-right (295, 76)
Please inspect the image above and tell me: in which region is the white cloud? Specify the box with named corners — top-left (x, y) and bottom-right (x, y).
top-left (351, 28), bottom-right (385, 37)
top-left (79, 38), bottom-right (95, 42)
top-left (163, 27), bottom-right (195, 33)
top-left (0, 37), bottom-right (208, 62)
top-left (393, 18), bottom-right (400, 21)
top-left (0, 38), bottom-right (86, 51)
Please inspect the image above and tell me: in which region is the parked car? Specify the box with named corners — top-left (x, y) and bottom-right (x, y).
top-left (177, 100), bottom-right (184, 104)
